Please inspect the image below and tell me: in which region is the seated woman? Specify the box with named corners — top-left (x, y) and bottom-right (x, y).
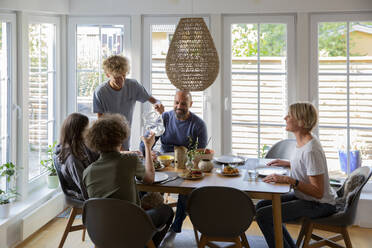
top-left (83, 113), bottom-right (174, 247)
top-left (54, 113), bottom-right (99, 200)
top-left (256, 102), bottom-right (336, 248)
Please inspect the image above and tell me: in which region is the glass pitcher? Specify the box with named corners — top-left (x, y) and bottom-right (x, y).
top-left (142, 111), bottom-right (165, 137)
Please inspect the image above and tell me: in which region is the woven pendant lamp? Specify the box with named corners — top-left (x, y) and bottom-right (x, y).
top-left (166, 18), bottom-right (219, 91)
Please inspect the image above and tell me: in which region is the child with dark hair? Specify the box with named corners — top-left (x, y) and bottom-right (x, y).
top-left (54, 112), bottom-right (99, 200)
top-left (83, 113), bottom-right (174, 247)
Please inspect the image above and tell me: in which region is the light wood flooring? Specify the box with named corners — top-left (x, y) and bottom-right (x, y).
top-left (16, 210), bottom-right (372, 248)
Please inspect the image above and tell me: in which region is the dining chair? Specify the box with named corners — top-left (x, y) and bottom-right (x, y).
top-left (83, 198), bottom-right (160, 248)
top-left (296, 166), bottom-right (372, 248)
top-left (54, 157), bottom-right (87, 248)
top-left (186, 186), bottom-right (256, 248)
top-left (265, 138), bottom-right (297, 160)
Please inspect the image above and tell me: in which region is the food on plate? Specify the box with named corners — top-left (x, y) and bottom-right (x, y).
top-left (223, 165), bottom-right (239, 175)
top-left (153, 160), bottom-right (162, 170)
top-left (183, 169), bottom-right (203, 178)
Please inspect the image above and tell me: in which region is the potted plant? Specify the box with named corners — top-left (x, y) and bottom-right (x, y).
top-left (336, 131), bottom-right (366, 173)
top-left (40, 141), bottom-right (59, 189)
top-left (0, 162), bottom-right (18, 218)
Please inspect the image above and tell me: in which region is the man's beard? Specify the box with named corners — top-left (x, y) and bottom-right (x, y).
top-left (175, 108), bottom-right (187, 119)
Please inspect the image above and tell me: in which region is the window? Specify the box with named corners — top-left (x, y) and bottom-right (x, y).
top-left (68, 17), bottom-right (131, 119)
top-left (0, 18), bottom-right (11, 191)
top-left (143, 17), bottom-right (205, 119)
top-left (311, 13), bottom-right (372, 173)
top-left (223, 15), bottom-right (295, 157)
top-left (27, 17), bottom-right (59, 181)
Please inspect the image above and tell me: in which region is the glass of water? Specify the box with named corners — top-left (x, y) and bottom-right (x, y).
top-left (247, 169), bottom-right (258, 181)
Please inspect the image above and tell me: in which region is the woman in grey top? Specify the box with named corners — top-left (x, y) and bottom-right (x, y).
top-left (256, 102), bottom-right (336, 248)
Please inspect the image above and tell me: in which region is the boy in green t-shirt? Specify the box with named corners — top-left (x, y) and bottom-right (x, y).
top-left (83, 113), bottom-right (174, 247)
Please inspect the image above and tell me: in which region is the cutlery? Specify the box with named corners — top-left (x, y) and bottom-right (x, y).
top-left (159, 176), bottom-right (179, 184)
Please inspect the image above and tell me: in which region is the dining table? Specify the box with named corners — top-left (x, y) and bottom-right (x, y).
top-left (137, 158), bottom-right (291, 248)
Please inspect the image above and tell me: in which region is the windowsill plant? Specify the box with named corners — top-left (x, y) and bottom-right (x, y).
top-left (40, 141), bottom-right (59, 189)
top-left (0, 162), bottom-right (19, 218)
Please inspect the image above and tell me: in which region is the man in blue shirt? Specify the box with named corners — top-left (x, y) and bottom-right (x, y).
top-left (141, 90), bottom-right (207, 248)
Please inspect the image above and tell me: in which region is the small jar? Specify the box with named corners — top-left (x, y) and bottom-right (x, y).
top-left (199, 159), bottom-right (214, 172)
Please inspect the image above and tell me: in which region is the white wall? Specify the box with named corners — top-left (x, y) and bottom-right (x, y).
top-left (0, 0), bottom-right (69, 14)
top-left (69, 0), bottom-right (372, 15)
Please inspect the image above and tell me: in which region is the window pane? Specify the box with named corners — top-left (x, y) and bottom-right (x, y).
top-left (0, 22), bottom-right (9, 191)
top-left (350, 22), bottom-right (372, 74)
top-left (76, 25), bottom-right (124, 119)
top-left (350, 75), bottom-right (372, 127)
top-left (232, 124), bottom-right (258, 157)
top-left (231, 23), bottom-right (288, 157)
top-left (260, 74), bottom-right (287, 124)
top-left (317, 20), bottom-right (372, 175)
top-left (320, 128), bottom-right (346, 172)
top-left (150, 24), bottom-right (203, 118)
top-left (318, 22), bottom-right (347, 74)
top-left (28, 23), bottom-right (55, 180)
top-left (318, 75), bottom-right (347, 126)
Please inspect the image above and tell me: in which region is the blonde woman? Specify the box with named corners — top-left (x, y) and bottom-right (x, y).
top-left (256, 102), bottom-right (336, 248)
top-left (93, 55), bottom-right (164, 150)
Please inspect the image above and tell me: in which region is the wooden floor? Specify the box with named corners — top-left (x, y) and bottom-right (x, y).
top-left (16, 211), bottom-right (372, 248)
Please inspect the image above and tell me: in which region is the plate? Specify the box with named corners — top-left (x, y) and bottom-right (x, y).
top-left (256, 166), bottom-right (288, 176)
top-left (154, 172), bottom-right (169, 183)
top-left (179, 172), bottom-right (204, 180)
top-left (155, 164), bottom-right (165, 171)
top-left (216, 168), bottom-right (240, 177)
top-left (214, 155), bottom-right (246, 165)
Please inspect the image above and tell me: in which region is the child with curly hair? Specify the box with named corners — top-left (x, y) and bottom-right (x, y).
top-left (83, 113), bottom-right (173, 247)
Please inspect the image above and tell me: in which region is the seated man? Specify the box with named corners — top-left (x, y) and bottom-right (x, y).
top-left (83, 113), bottom-right (174, 247)
top-left (141, 90), bottom-right (208, 247)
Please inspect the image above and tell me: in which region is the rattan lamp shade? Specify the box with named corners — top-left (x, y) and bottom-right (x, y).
top-left (166, 18), bottom-right (219, 91)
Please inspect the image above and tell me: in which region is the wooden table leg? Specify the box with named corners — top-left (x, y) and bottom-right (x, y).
top-left (272, 194), bottom-right (284, 248)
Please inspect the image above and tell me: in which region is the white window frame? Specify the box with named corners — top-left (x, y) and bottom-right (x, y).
top-left (19, 14), bottom-right (60, 194)
top-left (310, 12), bottom-right (372, 174)
top-left (142, 15), bottom-right (209, 117)
top-left (222, 14), bottom-right (296, 156)
top-left (67, 16), bottom-right (131, 115)
top-left (0, 12), bottom-right (17, 192)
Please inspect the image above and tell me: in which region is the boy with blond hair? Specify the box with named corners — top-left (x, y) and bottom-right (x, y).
top-left (93, 55), bottom-right (163, 150)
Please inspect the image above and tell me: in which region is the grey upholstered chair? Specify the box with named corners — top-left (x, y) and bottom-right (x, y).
top-left (83, 198), bottom-right (158, 248)
top-left (186, 186), bottom-right (256, 248)
top-left (265, 138), bottom-right (297, 160)
top-left (296, 166), bottom-right (372, 248)
top-left (54, 158), bottom-right (86, 248)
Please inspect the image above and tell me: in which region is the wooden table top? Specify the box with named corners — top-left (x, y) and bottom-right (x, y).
top-left (137, 160), bottom-right (290, 195)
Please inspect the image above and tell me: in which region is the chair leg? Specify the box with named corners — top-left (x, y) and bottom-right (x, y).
top-left (302, 222), bottom-right (314, 248)
top-left (234, 237), bottom-right (242, 248)
top-left (58, 207), bottom-right (78, 248)
top-left (82, 227), bottom-right (86, 241)
top-left (297, 219), bottom-right (309, 247)
top-left (240, 233), bottom-right (250, 248)
top-left (341, 227), bottom-right (352, 248)
top-left (199, 235), bottom-right (208, 248)
top-left (146, 240), bottom-right (156, 248)
top-left (193, 227), bottom-right (200, 245)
